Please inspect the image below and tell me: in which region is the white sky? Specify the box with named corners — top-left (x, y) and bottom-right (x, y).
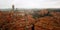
top-left (0, 0), bottom-right (60, 9)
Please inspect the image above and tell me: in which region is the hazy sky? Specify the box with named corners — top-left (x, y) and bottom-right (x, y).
top-left (0, 0), bottom-right (60, 9)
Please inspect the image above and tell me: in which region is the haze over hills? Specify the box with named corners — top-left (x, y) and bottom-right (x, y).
top-left (0, 0), bottom-right (60, 9)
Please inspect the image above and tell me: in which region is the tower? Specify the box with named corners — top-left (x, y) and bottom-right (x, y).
top-left (10, 5), bottom-right (15, 14)
top-left (12, 5), bottom-right (14, 10)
